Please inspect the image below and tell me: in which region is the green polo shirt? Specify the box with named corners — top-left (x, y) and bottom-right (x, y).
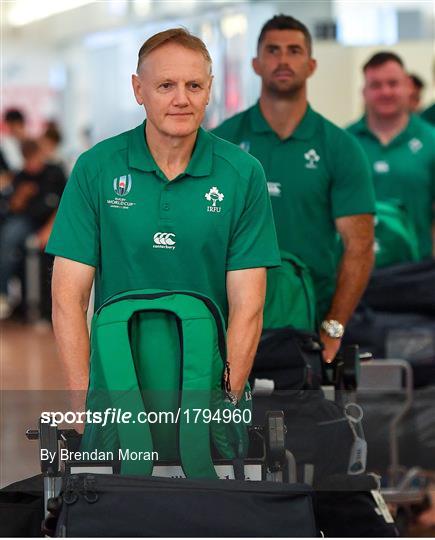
top-left (46, 123), bottom-right (280, 318)
top-left (348, 115), bottom-right (435, 259)
top-left (212, 103), bottom-right (375, 320)
top-left (421, 103), bottom-right (435, 127)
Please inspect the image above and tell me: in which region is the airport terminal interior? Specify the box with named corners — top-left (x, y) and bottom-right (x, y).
top-left (1, 0), bottom-right (435, 537)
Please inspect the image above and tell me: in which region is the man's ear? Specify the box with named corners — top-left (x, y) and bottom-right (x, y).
top-left (307, 58), bottom-right (317, 78)
top-left (252, 57), bottom-right (261, 76)
top-left (131, 74), bottom-right (143, 105)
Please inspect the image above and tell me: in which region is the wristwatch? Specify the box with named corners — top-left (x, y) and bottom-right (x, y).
top-left (321, 319), bottom-right (345, 339)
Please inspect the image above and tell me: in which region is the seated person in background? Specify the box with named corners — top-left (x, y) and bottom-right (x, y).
top-left (348, 52), bottom-right (435, 261)
top-left (0, 139), bottom-right (66, 319)
top-left (39, 122), bottom-right (66, 171)
top-left (408, 73), bottom-right (425, 113)
top-left (0, 148), bottom-right (13, 223)
top-left (0, 148), bottom-right (9, 173)
top-left (0, 108), bottom-right (27, 173)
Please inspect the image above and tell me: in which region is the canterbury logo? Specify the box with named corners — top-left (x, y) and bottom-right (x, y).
top-left (153, 232), bottom-right (176, 249)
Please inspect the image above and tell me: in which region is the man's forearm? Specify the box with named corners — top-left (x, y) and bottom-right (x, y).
top-left (326, 246), bottom-right (374, 324)
top-left (226, 308), bottom-right (263, 396)
top-left (52, 299), bottom-right (90, 391)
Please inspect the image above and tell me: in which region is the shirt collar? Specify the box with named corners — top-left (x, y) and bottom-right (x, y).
top-left (353, 114), bottom-right (416, 145)
top-left (351, 116), bottom-right (370, 136)
top-left (184, 127), bottom-right (213, 177)
top-left (128, 121), bottom-right (213, 178)
top-left (249, 101), bottom-right (319, 140)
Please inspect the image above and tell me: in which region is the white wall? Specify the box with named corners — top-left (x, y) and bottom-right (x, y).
top-left (309, 40), bottom-right (435, 127)
top-left (2, 2), bottom-right (434, 158)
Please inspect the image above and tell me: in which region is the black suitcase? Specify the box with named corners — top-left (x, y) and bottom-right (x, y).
top-left (49, 473), bottom-right (319, 537)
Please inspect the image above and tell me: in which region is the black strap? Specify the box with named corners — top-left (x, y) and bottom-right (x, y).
top-left (232, 458), bottom-right (245, 481)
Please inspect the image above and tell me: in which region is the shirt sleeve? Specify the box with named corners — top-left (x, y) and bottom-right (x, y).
top-left (45, 154), bottom-right (100, 267)
top-left (226, 159), bottom-right (281, 271)
top-left (330, 131), bottom-right (376, 219)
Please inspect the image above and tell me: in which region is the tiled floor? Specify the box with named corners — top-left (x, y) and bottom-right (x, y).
top-left (0, 321), bottom-right (68, 487)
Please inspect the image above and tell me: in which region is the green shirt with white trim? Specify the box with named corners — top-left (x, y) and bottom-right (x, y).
top-left (212, 103), bottom-right (375, 321)
top-left (348, 115), bottom-right (435, 259)
top-left (46, 123), bottom-right (280, 317)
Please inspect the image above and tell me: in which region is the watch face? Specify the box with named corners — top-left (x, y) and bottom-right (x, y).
top-left (323, 320), bottom-right (344, 338)
top-left (333, 321), bottom-right (344, 338)
top-left (330, 323), bottom-right (342, 338)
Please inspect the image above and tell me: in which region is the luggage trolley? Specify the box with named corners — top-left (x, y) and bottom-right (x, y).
top-left (358, 359), bottom-right (431, 533)
top-left (26, 411), bottom-right (296, 521)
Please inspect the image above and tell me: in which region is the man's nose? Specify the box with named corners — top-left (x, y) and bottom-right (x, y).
top-left (277, 60), bottom-right (291, 69)
top-left (380, 84), bottom-right (393, 97)
top-left (173, 85), bottom-right (189, 106)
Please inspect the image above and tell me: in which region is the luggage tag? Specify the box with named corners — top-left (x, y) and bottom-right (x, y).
top-left (252, 378), bottom-right (275, 396)
top-left (371, 489), bottom-right (395, 524)
top-left (345, 403), bottom-right (367, 475)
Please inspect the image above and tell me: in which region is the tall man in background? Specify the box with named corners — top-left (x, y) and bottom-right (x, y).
top-left (213, 15), bottom-right (375, 362)
top-left (348, 52), bottom-right (435, 259)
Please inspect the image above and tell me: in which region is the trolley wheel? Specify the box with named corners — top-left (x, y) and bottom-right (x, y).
top-left (265, 411), bottom-right (286, 472)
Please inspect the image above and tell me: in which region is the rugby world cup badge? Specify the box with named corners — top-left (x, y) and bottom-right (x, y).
top-left (113, 174), bottom-right (132, 197)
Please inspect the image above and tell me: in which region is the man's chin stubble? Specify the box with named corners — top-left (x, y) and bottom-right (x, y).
top-left (266, 82), bottom-right (304, 99)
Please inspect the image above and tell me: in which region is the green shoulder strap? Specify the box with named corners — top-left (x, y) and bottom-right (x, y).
top-left (83, 290), bottom-right (228, 478)
top-left (264, 250), bottom-right (317, 331)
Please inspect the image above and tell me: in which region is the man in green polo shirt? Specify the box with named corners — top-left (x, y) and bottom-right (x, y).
top-left (213, 15), bottom-right (375, 363)
top-left (46, 28), bottom-right (280, 404)
top-left (348, 51), bottom-right (435, 260)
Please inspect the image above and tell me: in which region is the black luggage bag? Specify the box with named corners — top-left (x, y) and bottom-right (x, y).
top-left (362, 259), bottom-right (435, 316)
top-left (49, 473), bottom-right (319, 537)
top-left (0, 474), bottom-right (44, 537)
top-left (316, 475), bottom-right (399, 537)
top-left (251, 327), bottom-right (399, 538)
top-left (252, 326), bottom-right (323, 390)
top-left (252, 388), bottom-right (356, 485)
top-left (251, 327), bottom-right (356, 485)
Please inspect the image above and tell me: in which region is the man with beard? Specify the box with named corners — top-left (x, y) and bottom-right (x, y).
top-left (213, 15), bottom-right (375, 363)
